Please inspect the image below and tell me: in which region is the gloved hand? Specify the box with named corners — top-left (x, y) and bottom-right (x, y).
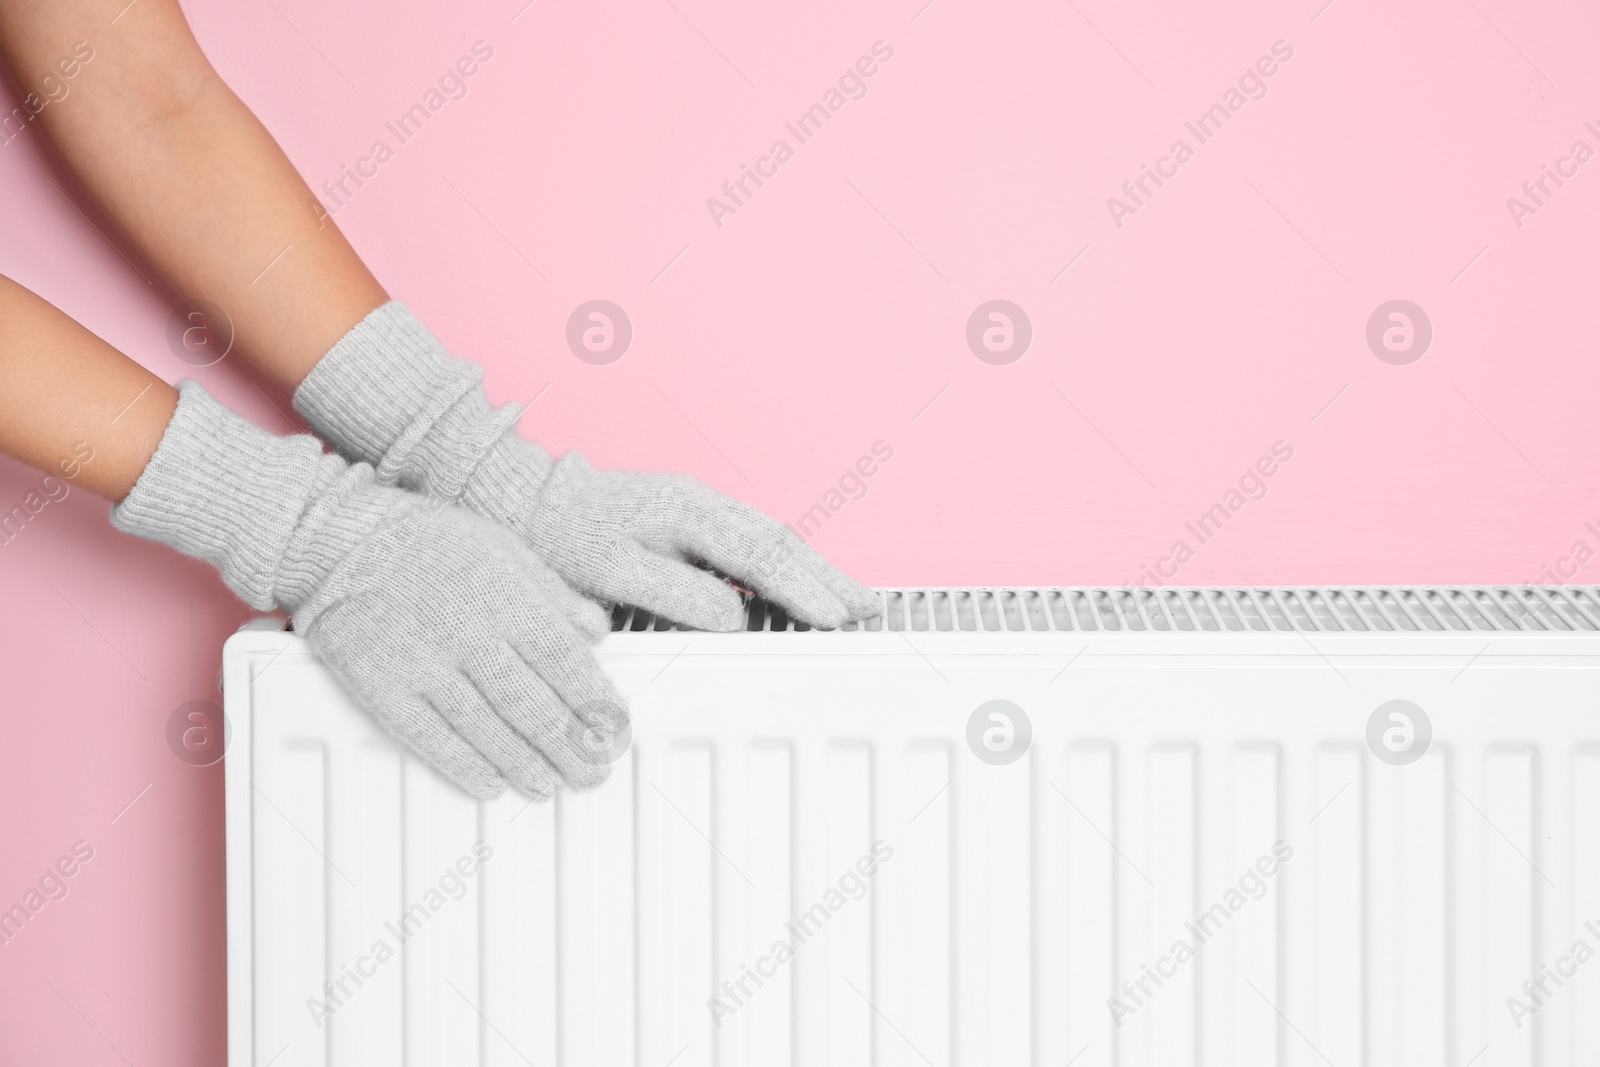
top-left (294, 301), bottom-right (880, 631)
top-left (112, 380), bottom-right (626, 799)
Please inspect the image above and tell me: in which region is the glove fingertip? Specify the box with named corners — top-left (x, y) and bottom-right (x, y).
top-left (662, 586), bottom-right (745, 631)
top-left (567, 596), bottom-right (612, 641)
top-left (786, 600), bottom-right (853, 630)
top-left (564, 759), bottom-right (612, 792)
top-left (826, 573), bottom-right (880, 619)
top-left (440, 738), bottom-right (510, 800)
top-left (705, 598), bottom-right (747, 632)
top-left (462, 770), bottom-right (508, 800)
top-left (846, 587), bottom-right (882, 619)
top-left (509, 773), bottom-right (560, 803)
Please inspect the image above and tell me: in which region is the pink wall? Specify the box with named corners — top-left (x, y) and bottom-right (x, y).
top-left (2, 0), bottom-right (1596, 1060)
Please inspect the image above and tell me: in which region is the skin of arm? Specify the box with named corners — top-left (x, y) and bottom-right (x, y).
top-left (0, 275), bottom-right (176, 501)
top-left (0, 0), bottom-right (387, 391)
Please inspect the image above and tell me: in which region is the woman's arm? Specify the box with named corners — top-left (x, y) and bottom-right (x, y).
top-left (0, 274), bottom-right (175, 500)
top-left (0, 0), bottom-right (386, 390)
top-left (0, 0), bottom-right (881, 631)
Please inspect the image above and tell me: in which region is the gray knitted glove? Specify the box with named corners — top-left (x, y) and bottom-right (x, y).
top-left (294, 301), bottom-right (879, 631)
top-left (112, 381), bottom-right (627, 800)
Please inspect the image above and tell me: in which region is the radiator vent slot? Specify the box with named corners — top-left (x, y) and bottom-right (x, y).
top-left (608, 586), bottom-right (1600, 634)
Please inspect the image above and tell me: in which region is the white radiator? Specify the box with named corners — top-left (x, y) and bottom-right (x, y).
top-left (224, 585), bottom-right (1600, 1067)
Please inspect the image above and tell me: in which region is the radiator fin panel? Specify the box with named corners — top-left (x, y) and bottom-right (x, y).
top-left (609, 586), bottom-right (1600, 634)
top-left (228, 607), bottom-right (1600, 1065)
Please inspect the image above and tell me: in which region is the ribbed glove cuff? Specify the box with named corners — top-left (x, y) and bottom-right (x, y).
top-left (110, 381), bottom-right (383, 612)
top-left (293, 302), bottom-right (552, 513)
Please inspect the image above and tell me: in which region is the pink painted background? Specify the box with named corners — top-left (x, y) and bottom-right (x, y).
top-left (1, 0), bottom-right (1597, 1060)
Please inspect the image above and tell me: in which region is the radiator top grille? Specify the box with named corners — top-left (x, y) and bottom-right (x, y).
top-left (609, 586), bottom-right (1600, 634)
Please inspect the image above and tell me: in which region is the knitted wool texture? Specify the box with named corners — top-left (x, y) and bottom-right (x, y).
top-left (294, 301), bottom-right (879, 630)
top-left (111, 381), bottom-right (627, 799)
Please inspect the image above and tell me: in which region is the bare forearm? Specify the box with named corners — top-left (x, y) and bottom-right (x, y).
top-left (0, 0), bottom-right (385, 390)
top-left (0, 275), bottom-right (176, 500)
